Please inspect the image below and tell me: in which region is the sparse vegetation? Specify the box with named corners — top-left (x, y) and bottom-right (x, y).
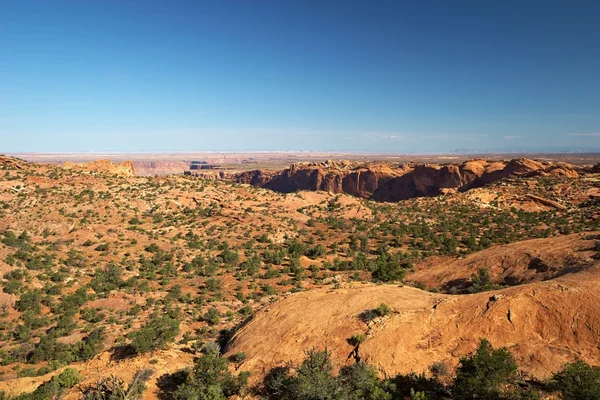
top-left (128, 314), bottom-right (180, 354)
top-left (172, 352), bottom-right (249, 399)
top-left (0, 155), bottom-right (598, 397)
top-left (81, 369), bottom-right (153, 400)
top-left (257, 341), bottom-right (556, 399)
top-left (551, 360), bottom-right (600, 400)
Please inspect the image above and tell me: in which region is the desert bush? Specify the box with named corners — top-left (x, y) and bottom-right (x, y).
top-left (370, 253), bottom-right (406, 283)
top-left (64, 249), bottom-right (87, 268)
top-left (90, 264), bottom-right (124, 295)
top-left (203, 307), bottom-right (221, 326)
top-left (82, 369), bottom-right (153, 400)
top-left (452, 339), bottom-right (518, 400)
top-left (52, 287), bottom-right (88, 316)
top-left (12, 368), bottom-right (82, 400)
top-left (74, 328), bottom-right (106, 361)
top-left (285, 238), bottom-right (306, 258)
top-left (172, 353), bottom-right (248, 400)
top-left (306, 244), bottom-right (326, 260)
top-left (28, 336), bottom-right (73, 364)
top-left (94, 243), bottom-right (109, 252)
top-left (3, 280), bottom-right (23, 295)
top-left (551, 360), bottom-right (600, 400)
top-left (144, 243), bottom-right (160, 253)
top-left (340, 362), bottom-right (393, 400)
top-left (241, 254), bottom-right (262, 275)
top-left (360, 303), bottom-right (392, 322)
top-left (347, 334), bottom-right (366, 347)
top-left (374, 303), bottom-right (392, 317)
top-left (219, 248), bottom-right (239, 267)
top-left (1, 230), bottom-right (32, 251)
top-left (80, 308), bottom-right (106, 323)
top-left (129, 314), bottom-right (180, 354)
top-left (263, 348), bottom-right (395, 400)
top-left (263, 247), bottom-right (285, 265)
top-left (262, 348), bottom-right (342, 400)
top-left (469, 267), bottom-right (495, 293)
top-left (15, 290), bottom-right (42, 313)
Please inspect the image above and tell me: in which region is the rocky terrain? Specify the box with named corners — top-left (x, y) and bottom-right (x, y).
top-left (0, 154), bottom-right (598, 399)
top-left (226, 233), bottom-right (600, 381)
top-left (211, 158), bottom-right (589, 202)
top-left (61, 159), bottom-right (136, 177)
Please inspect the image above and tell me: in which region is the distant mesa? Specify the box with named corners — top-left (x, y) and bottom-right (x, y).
top-left (189, 160), bottom-right (208, 169)
top-left (187, 161), bottom-right (221, 173)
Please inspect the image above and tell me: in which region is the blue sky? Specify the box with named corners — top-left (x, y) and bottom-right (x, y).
top-left (1, 0), bottom-right (599, 153)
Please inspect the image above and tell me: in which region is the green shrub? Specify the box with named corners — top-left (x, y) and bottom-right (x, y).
top-left (94, 243), bottom-right (109, 252)
top-left (173, 353), bottom-right (248, 400)
top-left (90, 264), bottom-right (124, 294)
top-left (13, 368), bottom-right (82, 400)
top-left (74, 328), bottom-right (106, 361)
top-left (263, 348), bottom-right (397, 400)
top-left (263, 348), bottom-right (341, 400)
top-left (203, 307), bottom-right (221, 326)
top-left (453, 339), bottom-right (518, 400)
top-left (306, 244), bottom-right (326, 260)
top-left (15, 290), bottom-right (42, 313)
top-left (370, 253), bottom-right (405, 283)
top-left (55, 368), bottom-right (83, 388)
top-left (347, 334), bottom-right (366, 347)
top-left (552, 360), bottom-right (600, 400)
top-left (129, 314), bottom-right (180, 354)
top-left (374, 303), bottom-right (392, 317)
top-left (82, 369), bottom-right (153, 400)
top-left (340, 362), bottom-right (392, 400)
top-left (469, 267), bottom-right (495, 293)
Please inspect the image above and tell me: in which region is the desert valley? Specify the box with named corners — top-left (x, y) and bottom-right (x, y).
top-left (0, 153), bottom-right (598, 399)
top-left (4, 1), bottom-right (600, 398)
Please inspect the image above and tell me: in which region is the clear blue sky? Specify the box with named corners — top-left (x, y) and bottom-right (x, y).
top-left (1, 0), bottom-right (599, 153)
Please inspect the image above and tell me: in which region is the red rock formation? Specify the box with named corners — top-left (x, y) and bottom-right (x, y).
top-left (0, 155), bottom-right (26, 170)
top-left (63, 159), bottom-right (135, 177)
top-left (225, 158), bottom-right (587, 202)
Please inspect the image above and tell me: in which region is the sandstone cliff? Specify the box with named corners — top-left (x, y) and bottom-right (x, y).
top-left (229, 158), bottom-right (583, 202)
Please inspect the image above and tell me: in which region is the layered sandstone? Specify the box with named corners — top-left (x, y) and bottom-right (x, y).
top-left (228, 158), bottom-right (584, 202)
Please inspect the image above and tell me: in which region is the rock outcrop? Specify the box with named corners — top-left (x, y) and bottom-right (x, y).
top-left (62, 159), bottom-right (135, 177)
top-left (225, 235), bottom-right (600, 380)
top-left (0, 155), bottom-right (27, 170)
top-left (228, 158), bottom-right (584, 202)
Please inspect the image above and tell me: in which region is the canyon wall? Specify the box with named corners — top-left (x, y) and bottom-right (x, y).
top-left (226, 158), bottom-right (582, 201)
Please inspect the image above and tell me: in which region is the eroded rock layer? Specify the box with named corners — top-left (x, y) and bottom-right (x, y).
top-left (225, 234), bottom-right (600, 380)
top-left (224, 158), bottom-right (583, 201)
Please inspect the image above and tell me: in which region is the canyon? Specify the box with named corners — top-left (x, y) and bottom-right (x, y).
top-left (206, 158), bottom-right (588, 201)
